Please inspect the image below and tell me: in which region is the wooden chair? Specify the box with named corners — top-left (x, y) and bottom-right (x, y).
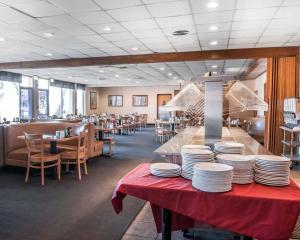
top-left (134, 115), bottom-right (143, 132)
top-left (61, 131), bottom-right (88, 180)
top-left (24, 133), bottom-right (61, 186)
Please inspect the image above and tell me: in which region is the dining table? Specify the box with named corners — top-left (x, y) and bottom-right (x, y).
top-left (18, 134), bottom-right (78, 154)
top-left (112, 163), bottom-right (300, 240)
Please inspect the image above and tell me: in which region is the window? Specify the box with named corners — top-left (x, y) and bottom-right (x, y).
top-left (20, 76), bottom-right (33, 88)
top-left (20, 88), bottom-right (33, 119)
top-left (62, 88), bottom-right (74, 117)
top-left (38, 78), bottom-right (49, 89)
top-left (76, 89), bottom-right (85, 115)
top-left (0, 81), bottom-right (20, 121)
top-left (108, 95), bottom-right (123, 107)
top-left (49, 86), bottom-right (62, 117)
top-left (38, 90), bottom-right (48, 116)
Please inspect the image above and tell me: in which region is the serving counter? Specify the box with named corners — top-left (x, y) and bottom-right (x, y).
top-left (154, 127), bottom-right (270, 163)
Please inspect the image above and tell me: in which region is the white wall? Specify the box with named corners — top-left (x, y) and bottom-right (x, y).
top-left (86, 85), bottom-right (180, 123)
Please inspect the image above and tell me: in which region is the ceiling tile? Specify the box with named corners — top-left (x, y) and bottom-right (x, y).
top-left (229, 38), bottom-right (258, 44)
top-left (198, 31), bottom-right (230, 41)
top-left (191, 0), bottom-right (235, 13)
top-left (76, 34), bottom-right (107, 43)
top-left (275, 6), bottom-right (300, 19)
top-left (131, 28), bottom-right (164, 39)
top-left (102, 31), bottom-right (135, 41)
top-left (237, 0), bottom-right (282, 9)
top-left (107, 6), bottom-right (151, 21)
top-left (49, 0), bottom-right (101, 13)
top-left (231, 20), bottom-right (270, 31)
top-left (258, 36), bottom-right (290, 43)
top-left (268, 18), bottom-right (300, 28)
top-left (230, 30), bottom-right (263, 38)
top-left (234, 8), bottom-right (277, 21)
top-left (196, 22), bottom-right (231, 33)
top-left (12, 1), bottom-right (64, 18)
top-left (121, 19), bottom-right (158, 31)
top-left (147, 1), bottom-right (191, 17)
top-left (0, 6), bottom-right (33, 23)
top-left (194, 11), bottom-right (234, 25)
top-left (71, 11), bottom-right (115, 25)
top-left (156, 15), bottom-right (194, 28)
top-left (263, 28), bottom-right (299, 37)
top-left (39, 14), bottom-right (81, 28)
top-left (89, 22), bottom-right (126, 34)
top-left (283, 0), bottom-right (300, 6)
top-left (94, 0), bottom-right (142, 10)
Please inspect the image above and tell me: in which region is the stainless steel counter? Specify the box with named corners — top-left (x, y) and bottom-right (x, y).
top-left (154, 127), bottom-right (270, 162)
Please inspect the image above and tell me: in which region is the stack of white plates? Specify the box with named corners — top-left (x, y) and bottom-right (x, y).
top-left (216, 154), bottom-right (255, 184)
top-left (254, 155), bottom-right (291, 186)
top-left (192, 162), bottom-right (233, 192)
top-left (181, 146), bottom-right (214, 180)
top-left (181, 144), bottom-right (211, 150)
top-left (214, 142), bottom-right (245, 154)
top-left (150, 163), bottom-right (181, 177)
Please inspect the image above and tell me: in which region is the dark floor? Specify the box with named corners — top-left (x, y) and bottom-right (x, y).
top-left (0, 128), bottom-right (160, 240)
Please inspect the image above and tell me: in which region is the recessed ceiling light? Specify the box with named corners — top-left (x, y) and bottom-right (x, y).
top-left (43, 32), bottom-right (54, 37)
top-left (159, 67), bottom-right (165, 71)
top-left (212, 71), bottom-right (218, 74)
top-left (167, 73), bottom-right (173, 76)
top-left (33, 75), bottom-right (39, 81)
top-left (115, 74), bottom-right (119, 77)
top-left (68, 76), bottom-right (73, 79)
top-left (173, 76), bottom-right (178, 80)
top-left (172, 30), bottom-right (189, 36)
top-left (102, 26), bottom-right (111, 31)
top-left (0, 37), bottom-right (5, 42)
top-left (131, 47), bottom-right (138, 51)
top-left (50, 78), bottom-right (54, 83)
top-left (126, 78), bottom-right (131, 81)
top-left (136, 81), bottom-right (140, 84)
top-left (99, 69), bottom-right (104, 73)
top-left (211, 65), bottom-right (218, 68)
top-left (46, 52), bottom-right (53, 56)
top-left (85, 80), bottom-right (88, 82)
top-left (210, 40), bottom-right (218, 45)
top-left (207, 1), bottom-right (219, 8)
top-left (209, 25), bottom-right (218, 31)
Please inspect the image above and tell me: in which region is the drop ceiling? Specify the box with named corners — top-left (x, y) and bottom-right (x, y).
top-left (11, 59), bottom-right (260, 86)
top-left (0, 0), bottom-right (296, 85)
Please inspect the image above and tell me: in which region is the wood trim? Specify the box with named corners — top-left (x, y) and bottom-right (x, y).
top-left (0, 47), bottom-right (298, 70)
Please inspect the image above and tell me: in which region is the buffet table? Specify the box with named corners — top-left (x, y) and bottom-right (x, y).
top-left (112, 163), bottom-right (300, 240)
top-left (154, 127), bottom-right (270, 163)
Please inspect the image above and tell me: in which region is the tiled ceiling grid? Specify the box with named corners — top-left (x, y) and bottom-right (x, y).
top-left (0, 0), bottom-right (295, 85)
top-left (11, 59), bottom-right (256, 86)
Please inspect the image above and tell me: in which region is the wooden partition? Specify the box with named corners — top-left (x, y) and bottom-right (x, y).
top-left (265, 56), bottom-right (299, 154)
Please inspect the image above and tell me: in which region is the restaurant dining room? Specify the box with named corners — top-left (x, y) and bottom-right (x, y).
top-left (0, 0), bottom-right (300, 240)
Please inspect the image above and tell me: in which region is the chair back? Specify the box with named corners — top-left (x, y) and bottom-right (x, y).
top-left (24, 133), bottom-right (44, 159)
top-left (78, 130), bottom-right (88, 156)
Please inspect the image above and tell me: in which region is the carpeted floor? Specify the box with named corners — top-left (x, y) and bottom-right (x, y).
top-left (0, 128), bottom-right (160, 240)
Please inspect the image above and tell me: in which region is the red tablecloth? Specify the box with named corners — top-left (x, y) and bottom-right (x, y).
top-left (112, 163), bottom-right (300, 240)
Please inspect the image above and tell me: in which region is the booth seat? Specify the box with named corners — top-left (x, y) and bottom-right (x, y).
top-left (3, 122), bottom-right (103, 167)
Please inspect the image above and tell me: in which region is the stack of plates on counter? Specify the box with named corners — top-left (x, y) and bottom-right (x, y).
top-left (150, 163), bottom-right (181, 177)
top-left (216, 154), bottom-right (255, 184)
top-left (214, 142), bottom-right (245, 154)
top-left (181, 144), bottom-right (211, 150)
top-left (254, 155), bottom-right (291, 186)
top-left (181, 146), bottom-right (214, 180)
top-left (192, 163), bottom-right (233, 192)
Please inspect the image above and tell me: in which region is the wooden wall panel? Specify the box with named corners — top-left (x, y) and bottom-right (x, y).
top-left (265, 56), bottom-right (299, 154)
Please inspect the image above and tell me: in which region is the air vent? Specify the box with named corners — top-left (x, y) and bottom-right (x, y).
top-left (172, 30), bottom-right (189, 36)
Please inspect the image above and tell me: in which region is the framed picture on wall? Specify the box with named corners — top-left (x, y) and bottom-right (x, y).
top-left (132, 95), bottom-right (148, 107)
top-left (108, 95), bottom-right (123, 107)
top-left (90, 91), bottom-right (97, 109)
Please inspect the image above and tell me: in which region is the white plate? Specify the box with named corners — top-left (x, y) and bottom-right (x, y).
top-left (194, 162), bottom-right (233, 172)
